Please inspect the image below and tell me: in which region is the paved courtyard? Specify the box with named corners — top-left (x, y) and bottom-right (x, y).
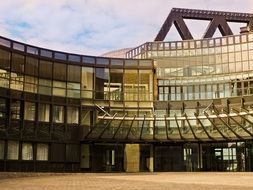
top-left (0, 172), bottom-right (253, 190)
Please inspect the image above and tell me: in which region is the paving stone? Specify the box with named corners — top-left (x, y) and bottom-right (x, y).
top-left (0, 172), bottom-right (253, 190)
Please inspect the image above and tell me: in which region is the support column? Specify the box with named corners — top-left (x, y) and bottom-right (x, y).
top-left (124, 144), bottom-right (140, 172)
top-left (148, 144), bottom-right (154, 172)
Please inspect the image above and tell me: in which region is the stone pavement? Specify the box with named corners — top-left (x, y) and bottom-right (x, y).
top-left (0, 172), bottom-right (253, 190)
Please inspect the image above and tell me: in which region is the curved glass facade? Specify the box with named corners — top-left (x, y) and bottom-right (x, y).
top-left (1, 20), bottom-right (253, 172)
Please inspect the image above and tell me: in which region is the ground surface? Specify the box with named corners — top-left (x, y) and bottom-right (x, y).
top-left (0, 172), bottom-right (253, 190)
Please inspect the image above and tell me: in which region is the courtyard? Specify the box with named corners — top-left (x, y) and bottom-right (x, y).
top-left (0, 172), bottom-right (253, 190)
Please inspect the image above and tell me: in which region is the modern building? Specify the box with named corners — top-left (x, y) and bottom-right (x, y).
top-left (1, 8), bottom-right (253, 172)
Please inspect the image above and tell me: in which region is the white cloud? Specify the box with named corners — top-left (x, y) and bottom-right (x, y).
top-left (0, 0), bottom-right (252, 55)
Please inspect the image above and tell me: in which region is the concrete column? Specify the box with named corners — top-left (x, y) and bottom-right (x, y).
top-left (149, 144), bottom-right (154, 172)
top-left (124, 144), bottom-right (140, 172)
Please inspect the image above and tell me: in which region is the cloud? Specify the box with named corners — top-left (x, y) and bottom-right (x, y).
top-left (0, 0), bottom-right (252, 55)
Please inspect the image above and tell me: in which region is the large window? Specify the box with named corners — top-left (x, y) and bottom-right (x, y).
top-left (139, 70), bottom-right (153, 101)
top-left (53, 105), bottom-right (64, 123)
top-left (0, 49), bottom-right (10, 70)
top-left (12, 53), bottom-right (24, 73)
top-left (67, 107), bottom-right (79, 124)
top-left (24, 102), bottom-right (35, 121)
top-left (53, 81), bottom-right (66, 97)
top-left (24, 76), bottom-right (38, 93)
top-left (95, 68), bottom-right (109, 99)
top-left (124, 70), bottom-right (138, 101)
top-left (53, 62), bottom-right (66, 81)
top-left (7, 141), bottom-right (19, 160)
top-left (38, 79), bottom-right (52, 95)
top-left (36, 143), bottom-right (48, 161)
top-left (68, 65), bottom-right (81, 82)
top-left (25, 57), bottom-right (38, 76)
top-left (39, 60), bottom-right (52, 79)
top-left (81, 67), bottom-right (93, 98)
top-left (110, 69), bottom-right (123, 100)
top-left (22, 143), bottom-right (33, 160)
top-left (38, 104), bottom-right (50, 122)
top-left (10, 100), bottom-right (21, 120)
top-left (10, 72), bottom-right (24, 91)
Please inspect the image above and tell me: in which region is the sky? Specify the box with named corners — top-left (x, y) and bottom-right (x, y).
top-left (0, 0), bottom-right (252, 56)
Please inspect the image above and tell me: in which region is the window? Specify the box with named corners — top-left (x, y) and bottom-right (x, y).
top-left (25, 57), bottom-right (38, 76)
top-left (68, 65), bottom-right (81, 82)
top-left (53, 62), bottom-right (66, 81)
top-left (36, 143), bottom-right (48, 161)
top-left (7, 141), bottom-right (19, 160)
top-left (124, 70), bottom-right (138, 101)
top-left (95, 68), bottom-right (109, 99)
top-left (10, 100), bottom-right (20, 120)
top-left (96, 58), bottom-right (109, 65)
top-left (0, 98), bottom-right (6, 118)
top-left (110, 69), bottom-right (123, 100)
top-left (0, 49), bottom-right (10, 70)
top-left (38, 79), bottom-right (52, 95)
top-left (0, 140), bottom-right (4, 159)
top-left (38, 104), bottom-right (50, 122)
top-left (11, 53), bottom-right (24, 73)
top-left (53, 105), bottom-right (64, 123)
top-left (24, 76), bottom-right (38, 93)
top-left (81, 67), bottom-right (93, 98)
top-left (67, 107), bottom-right (79, 124)
top-left (53, 81), bottom-right (66, 97)
top-left (22, 143), bottom-right (33, 160)
top-left (24, 102), bottom-right (35, 121)
top-left (39, 60), bottom-right (52, 79)
top-left (10, 72), bottom-right (24, 91)
top-left (67, 82), bottom-right (80, 98)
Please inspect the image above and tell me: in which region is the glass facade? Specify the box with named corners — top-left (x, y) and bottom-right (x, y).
top-left (1, 22), bottom-right (253, 172)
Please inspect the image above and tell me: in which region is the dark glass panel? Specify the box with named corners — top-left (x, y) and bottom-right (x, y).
top-left (40, 49), bottom-right (52, 58)
top-left (0, 49), bottom-right (10, 70)
top-left (12, 53), bottom-right (24, 73)
top-left (97, 58), bottom-right (109, 65)
top-left (53, 62), bottom-right (66, 81)
top-left (68, 65), bottom-right (81, 82)
top-left (69, 54), bottom-right (80, 62)
top-left (95, 68), bottom-right (109, 99)
top-left (82, 56), bottom-right (95, 64)
top-left (39, 60), bottom-right (52, 78)
top-left (25, 57), bottom-right (38, 76)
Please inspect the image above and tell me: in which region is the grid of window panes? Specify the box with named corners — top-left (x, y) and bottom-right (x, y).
top-left (142, 33), bottom-right (253, 101)
top-left (0, 42), bottom-right (153, 102)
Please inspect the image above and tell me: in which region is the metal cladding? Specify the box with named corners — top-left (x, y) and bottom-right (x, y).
top-left (155, 8), bottom-right (253, 41)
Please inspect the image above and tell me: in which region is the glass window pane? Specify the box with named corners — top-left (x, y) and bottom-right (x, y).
top-left (124, 70), bottom-right (138, 101)
top-left (36, 143), bottom-right (48, 161)
top-left (110, 69), bottom-right (123, 101)
top-left (95, 68), bottom-right (109, 99)
top-left (53, 63), bottom-right (66, 81)
top-left (0, 49), bottom-right (10, 70)
top-left (81, 67), bottom-right (93, 98)
top-left (38, 104), bottom-right (50, 122)
top-left (24, 102), bottom-right (35, 121)
top-left (22, 143), bottom-right (33, 160)
top-left (12, 53), bottom-right (24, 73)
top-left (39, 60), bottom-right (52, 78)
top-left (25, 57), bottom-right (38, 76)
top-left (67, 107), bottom-right (79, 124)
top-left (96, 58), bottom-right (109, 65)
top-left (11, 100), bottom-right (20, 120)
top-left (7, 141), bottom-right (19, 160)
top-left (68, 65), bottom-right (80, 82)
top-left (53, 105), bottom-right (64, 123)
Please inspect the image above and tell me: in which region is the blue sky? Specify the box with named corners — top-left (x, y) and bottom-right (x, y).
top-left (0, 0), bottom-right (252, 55)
